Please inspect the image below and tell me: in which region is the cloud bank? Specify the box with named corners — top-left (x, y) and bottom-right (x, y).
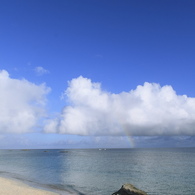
top-left (44, 76), bottom-right (195, 136)
top-left (0, 70), bottom-right (50, 133)
top-left (1, 71), bottom-right (195, 136)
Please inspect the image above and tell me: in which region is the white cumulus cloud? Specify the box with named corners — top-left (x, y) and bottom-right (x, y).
top-left (44, 76), bottom-right (195, 136)
top-left (0, 70), bottom-right (50, 133)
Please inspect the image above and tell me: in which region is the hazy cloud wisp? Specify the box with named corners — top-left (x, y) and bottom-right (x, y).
top-left (34, 66), bottom-right (49, 76)
top-left (44, 76), bottom-right (195, 136)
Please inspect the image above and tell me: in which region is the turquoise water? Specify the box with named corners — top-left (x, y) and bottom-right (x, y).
top-left (0, 148), bottom-right (195, 195)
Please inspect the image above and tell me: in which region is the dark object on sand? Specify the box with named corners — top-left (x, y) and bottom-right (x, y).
top-left (112, 184), bottom-right (147, 195)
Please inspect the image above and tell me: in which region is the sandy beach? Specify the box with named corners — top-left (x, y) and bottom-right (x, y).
top-left (0, 177), bottom-right (58, 195)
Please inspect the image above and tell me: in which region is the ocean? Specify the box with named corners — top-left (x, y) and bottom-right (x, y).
top-left (0, 148), bottom-right (195, 195)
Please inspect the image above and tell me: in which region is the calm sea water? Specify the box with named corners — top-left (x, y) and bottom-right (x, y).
top-left (0, 148), bottom-right (195, 195)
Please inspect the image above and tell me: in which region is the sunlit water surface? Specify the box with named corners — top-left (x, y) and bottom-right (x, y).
top-left (0, 148), bottom-right (194, 195)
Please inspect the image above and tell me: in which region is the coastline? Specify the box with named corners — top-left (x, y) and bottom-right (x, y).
top-left (0, 176), bottom-right (59, 195)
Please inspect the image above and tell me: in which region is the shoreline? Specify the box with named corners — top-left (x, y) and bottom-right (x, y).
top-left (0, 176), bottom-right (58, 195)
top-left (0, 170), bottom-right (80, 195)
top-left (0, 176), bottom-right (72, 195)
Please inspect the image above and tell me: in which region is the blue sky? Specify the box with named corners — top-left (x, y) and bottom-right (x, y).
top-left (0, 0), bottom-right (195, 148)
